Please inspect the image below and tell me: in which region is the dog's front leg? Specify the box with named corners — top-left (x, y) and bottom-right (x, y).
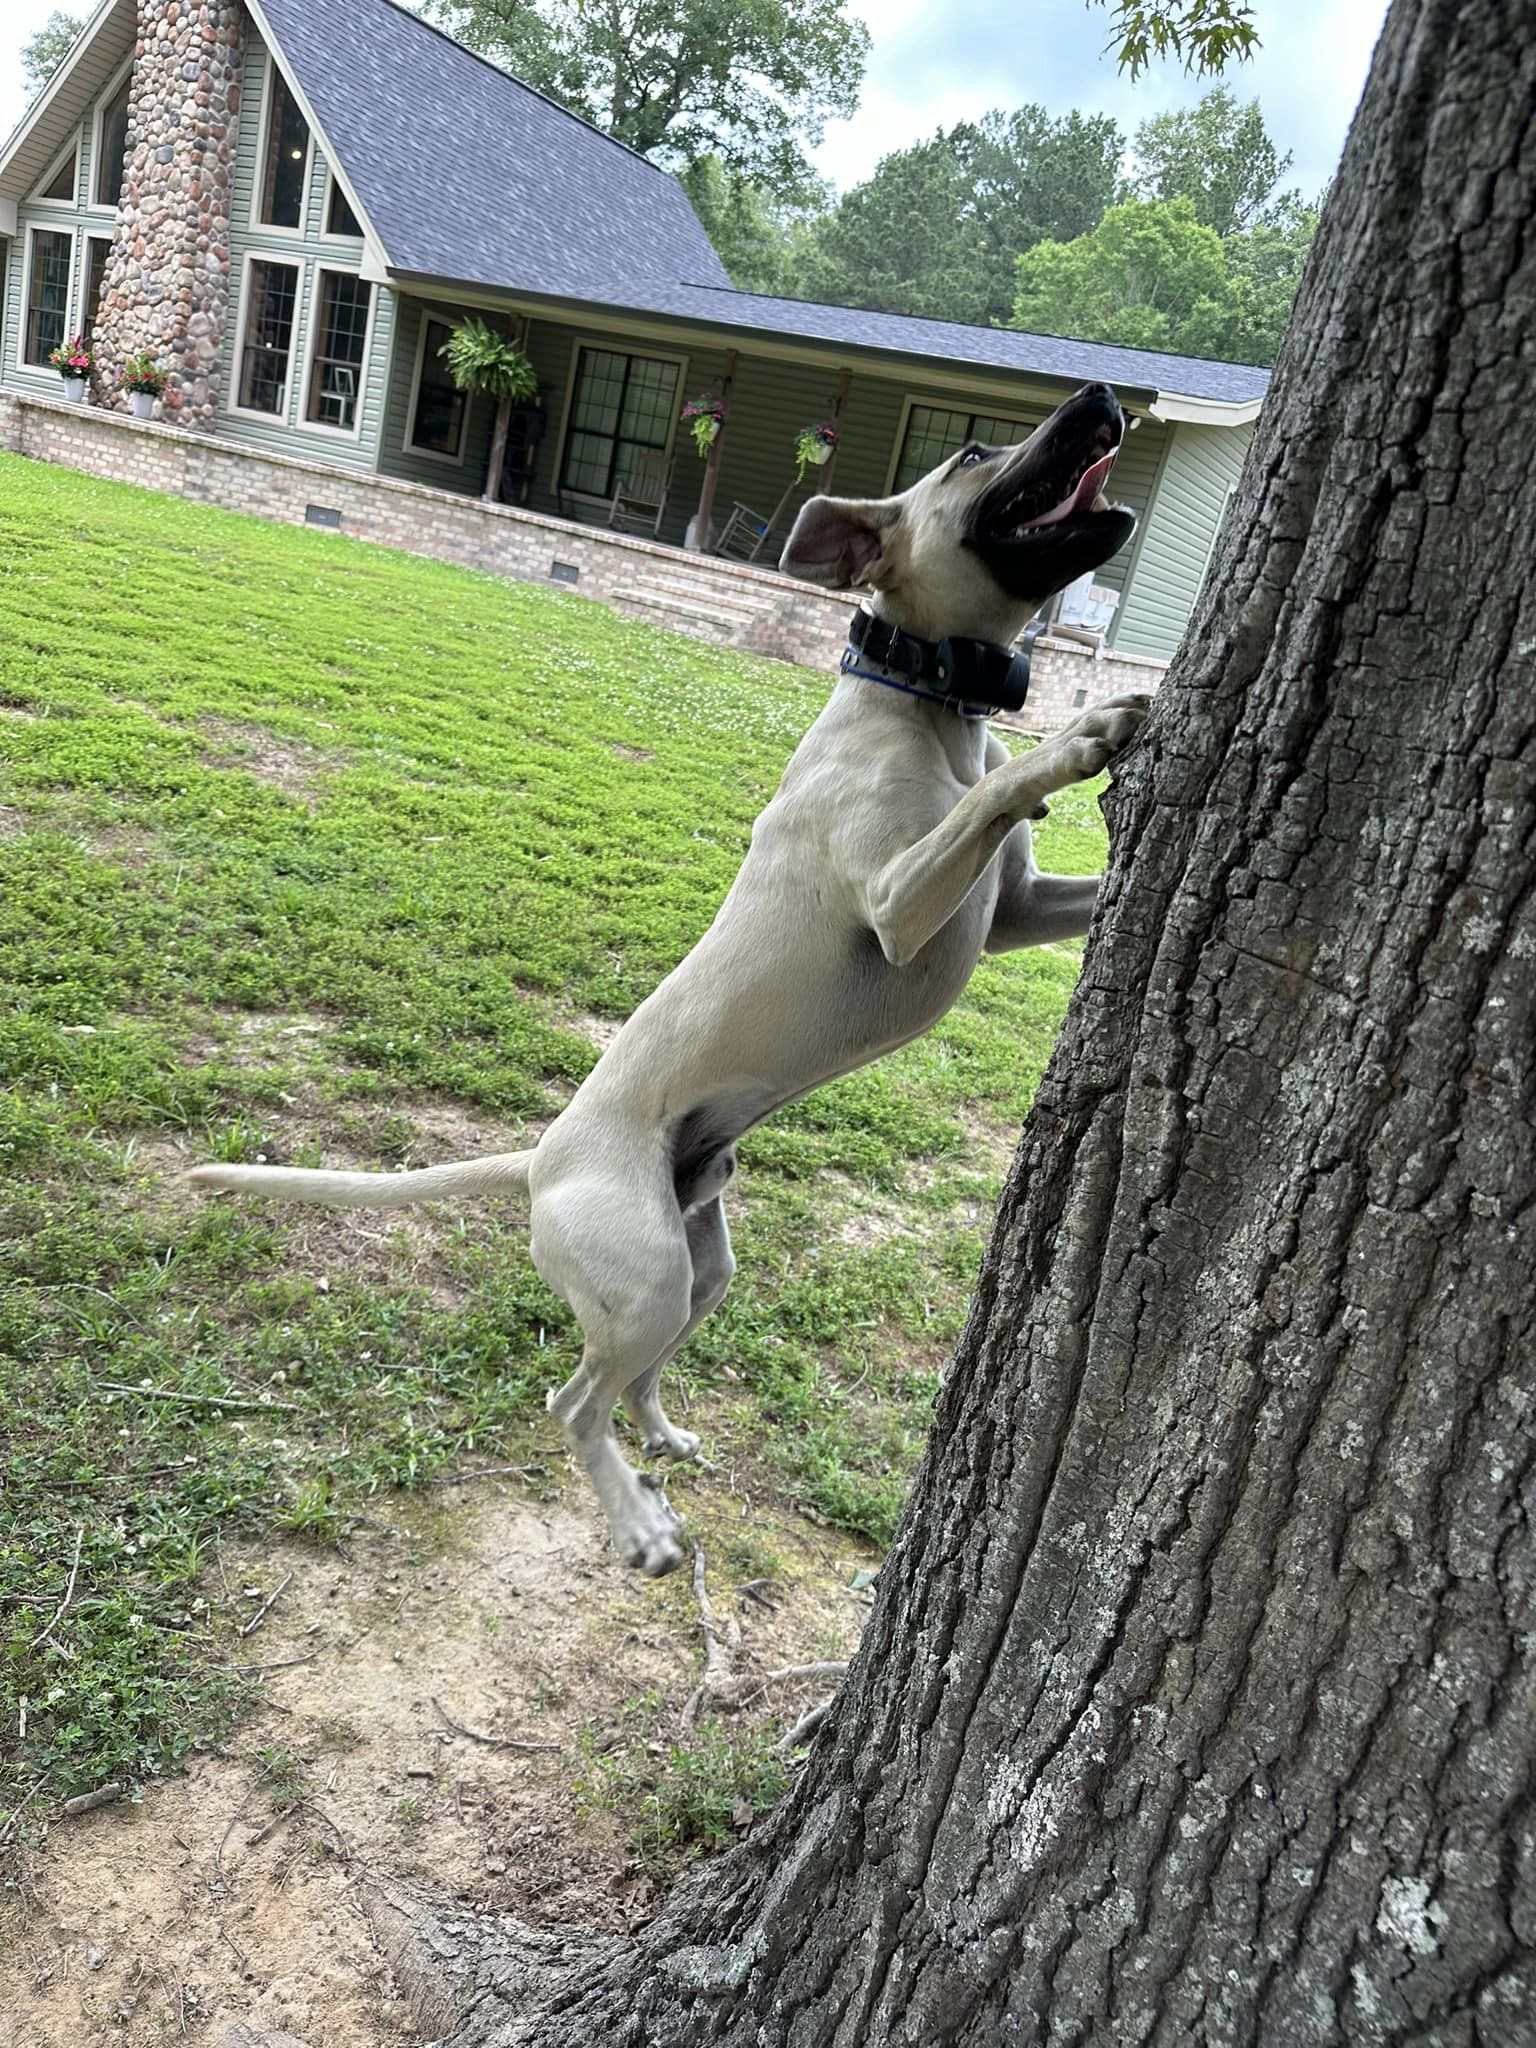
top-left (864, 695), bottom-right (1151, 967)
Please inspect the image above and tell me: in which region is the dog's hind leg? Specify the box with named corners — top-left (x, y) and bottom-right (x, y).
top-left (533, 1172), bottom-right (696, 1575)
top-left (622, 1196), bottom-right (735, 1461)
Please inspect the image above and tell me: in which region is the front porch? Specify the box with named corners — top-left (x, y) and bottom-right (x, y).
top-left (0, 386), bottom-right (1168, 733)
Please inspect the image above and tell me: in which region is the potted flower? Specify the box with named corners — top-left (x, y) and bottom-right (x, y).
top-left (794, 421), bottom-right (838, 480)
top-left (681, 391), bottom-right (726, 457)
top-left (121, 352), bottom-right (167, 420)
top-left (48, 334), bottom-right (93, 402)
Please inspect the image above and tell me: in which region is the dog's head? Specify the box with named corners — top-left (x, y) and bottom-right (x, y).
top-left (779, 382), bottom-right (1137, 646)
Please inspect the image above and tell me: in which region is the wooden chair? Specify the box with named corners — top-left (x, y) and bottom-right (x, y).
top-left (608, 452), bottom-right (672, 536)
top-left (713, 501), bottom-right (775, 561)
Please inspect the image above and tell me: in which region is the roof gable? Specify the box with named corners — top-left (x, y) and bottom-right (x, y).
top-left (250, 0), bottom-right (731, 303)
top-left (0, 0), bottom-right (135, 215)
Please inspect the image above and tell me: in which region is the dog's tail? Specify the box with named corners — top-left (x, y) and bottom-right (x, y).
top-left (185, 1147), bottom-right (536, 1209)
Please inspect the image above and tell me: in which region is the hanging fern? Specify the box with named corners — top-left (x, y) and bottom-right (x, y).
top-left (439, 317), bottom-right (539, 403)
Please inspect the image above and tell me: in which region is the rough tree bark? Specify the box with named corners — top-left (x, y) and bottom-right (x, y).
top-left (369, 0), bottom-right (1535, 2038)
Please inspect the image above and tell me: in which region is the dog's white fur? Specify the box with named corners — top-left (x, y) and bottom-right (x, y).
top-left (190, 385), bottom-right (1151, 1575)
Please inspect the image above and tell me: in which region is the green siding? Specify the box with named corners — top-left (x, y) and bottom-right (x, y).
top-left (1112, 421), bottom-right (1253, 659)
top-left (219, 32), bottom-right (391, 471)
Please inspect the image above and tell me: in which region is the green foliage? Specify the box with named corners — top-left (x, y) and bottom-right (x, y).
top-left (423, 0), bottom-right (869, 189)
top-left (793, 107), bottom-right (1125, 327)
top-left (1013, 193), bottom-right (1314, 367)
top-left (0, 457), bottom-right (1108, 1835)
top-left (1132, 86), bottom-right (1300, 238)
top-left (578, 1716), bottom-right (790, 1875)
top-left (678, 155), bottom-right (828, 296)
top-left (1090, 0), bottom-right (1261, 79)
top-left (21, 9), bottom-right (84, 98)
top-left (440, 317), bottom-right (538, 402)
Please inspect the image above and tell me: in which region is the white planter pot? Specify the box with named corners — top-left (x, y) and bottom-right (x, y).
top-left (804, 441), bottom-right (833, 466)
top-left (130, 392), bottom-right (156, 420)
top-left (63, 377), bottom-right (86, 403)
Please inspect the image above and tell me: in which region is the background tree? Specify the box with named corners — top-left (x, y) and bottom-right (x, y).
top-left (423, 0), bottom-right (868, 189)
top-left (795, 108), bottom-right (1124, 324)
top-left (367, 0), bottom-right (1536, 2037)
top-left (1012, 192), bottom-right (1316, 365)
top-left (679, 156), bottom-right (830, 298)
top-left (20, 9), bottom-right (83, 99)
top-left (1131, 84), bottom-right (1300, 237)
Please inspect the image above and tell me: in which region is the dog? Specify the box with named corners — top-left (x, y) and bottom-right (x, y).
top-left (189, 380), bottom-right (1150, 1577)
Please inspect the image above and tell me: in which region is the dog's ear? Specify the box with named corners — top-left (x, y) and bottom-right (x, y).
top-left (778, 495), bottom-right (901, 589)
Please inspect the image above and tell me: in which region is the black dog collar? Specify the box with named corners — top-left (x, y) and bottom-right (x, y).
top-left (840, 606), bottom-right (1033, 717)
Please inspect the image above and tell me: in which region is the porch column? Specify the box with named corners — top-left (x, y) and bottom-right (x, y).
top-left (815, 369), bottom-right (852, 495)
top-left (689, 349), bottom-right (737, 551)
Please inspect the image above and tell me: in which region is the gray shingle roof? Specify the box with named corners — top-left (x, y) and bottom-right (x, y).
top-left (252, 0), bottom-right (731, 303)
top-left (257, 0), bottom-right (1270, 408)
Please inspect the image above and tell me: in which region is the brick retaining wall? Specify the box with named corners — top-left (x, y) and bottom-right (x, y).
top-left (0, 391), bottom-right (1166, 733)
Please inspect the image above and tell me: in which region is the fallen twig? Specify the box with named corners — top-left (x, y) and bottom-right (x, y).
top-left (96, 1382), bottom-right (299, 1413)
top-left (680, 1545), bottom-right (741, 1731)
top-left (0, 1777), bottom-right (48, 1847)
top-left (779, 1699), bottom-right (834, 1751)
top-left (61, 1782), bottom-right (123, 1819)
top-left (238, 1570), bottom-right (294, 1639)
top-left (212, 1649), bottom-right (320, 1677)
top-left (31, 1524), bottom-right (85, 1651)
top-left (432, 1696), bottom-right (559, 1753)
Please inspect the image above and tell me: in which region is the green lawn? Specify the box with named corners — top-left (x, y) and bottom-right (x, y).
top-left (0, 454), bottom-right (1108, 1833)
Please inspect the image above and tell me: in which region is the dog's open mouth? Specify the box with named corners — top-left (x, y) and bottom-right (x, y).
top-left (987, 443), bottom-right (1121, 543)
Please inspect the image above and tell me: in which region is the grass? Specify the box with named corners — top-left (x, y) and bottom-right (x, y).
top-left (0, 453), bottom-right (1109, 1843)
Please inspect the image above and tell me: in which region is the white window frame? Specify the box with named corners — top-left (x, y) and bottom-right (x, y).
top-left (295, 262), bottom-right (375, 442)
top-left (403, 306), bottom-right (472, 466)
top-left (90, 58), bottom-right (135, 215)
top-left (29, 133), bottom-right (81, 210)
top-left (249, 50), bottom-right (313, 238)
top-left (882, 394), bottom-right (1041, 496)
top-left (19, 222), bottom-right (79, 372)
top-left (552, 336), bottom-right (689, 511)
top-left (319, 169), bottom-right (364, 243)
top-left (227, 249), bottom-right (304, 425)
top-left (81, 232), bottom-right (114, 337)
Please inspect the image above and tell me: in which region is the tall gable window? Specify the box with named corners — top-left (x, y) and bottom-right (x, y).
top-left (24, 229), bottom-right (73, 366)
top-left (559, 347), bottom-right (679, 500)
top-left (259, 68), bottom-right (310, 229)
top-left (892, 405), bottom-right (1038, 493)
top-left (37, 144), bottom-right (78, 203)
top-left (408, 316), bottom-right (468, 460)
top-left (236, 258), bottom-right (299, 415)
top-left (304, 270), bottom-right (372, 432)
top-left (95, 75), bottom-right (132, 209)
top-left (325, 179), bottom-right (363, 238)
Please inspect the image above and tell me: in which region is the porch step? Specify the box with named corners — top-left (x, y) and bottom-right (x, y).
top-left (615, 570), bottom-right (769, 616)
top-left (608, 585), bottom-right (765, 637)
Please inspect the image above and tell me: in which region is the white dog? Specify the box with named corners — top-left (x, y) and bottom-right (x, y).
top-left (191, 380), bottom-right (1151, 1576)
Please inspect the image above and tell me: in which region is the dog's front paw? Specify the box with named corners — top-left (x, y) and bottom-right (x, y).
top-left (642, 1422), bottom-right (702, 1462)
top-left (1052, 692), bottom-right (1153, 783)
top-left (616, 1473), bottom-right (687, 1576)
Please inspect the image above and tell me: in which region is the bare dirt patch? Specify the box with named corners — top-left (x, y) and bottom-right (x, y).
top-left (199, 720), bottom-right (343, 804)
top-left (0, 804), bottom-right (26, 838)
top-left (0, 1480), bottom-right (870, 2048)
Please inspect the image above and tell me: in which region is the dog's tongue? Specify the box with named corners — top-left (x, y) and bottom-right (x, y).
top-left (1021, 447), bottom-right (1119, 531)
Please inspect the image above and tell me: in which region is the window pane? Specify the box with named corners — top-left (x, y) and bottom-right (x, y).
top-left (40, 147), bottom-right (77, 201)
top-left (96, 78), bottom-right (131, 209)
top-left (893, 406), bottom-right (970, 492)
top-left (305, 271), bottom-right (371, 430)
top-left (259, 71), bottom-right (309, 228)
top-left (83, 238), bottom-right (112, 337)
top-left (25, 231), bottom-right (73, 366)
top-left (410, 317), bottom-right (466, 456)
top-left (238, 259), bottom-right (299, 414)
top-left (970, 412), bottom-right (1035, 447)
top-left (326, 181), bottom-right (363, 236)
top-left (559, 347), bottom-right (677, 499)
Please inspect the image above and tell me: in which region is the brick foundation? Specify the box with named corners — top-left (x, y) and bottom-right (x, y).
top-left (0, 391), bottom-right (1166, 731)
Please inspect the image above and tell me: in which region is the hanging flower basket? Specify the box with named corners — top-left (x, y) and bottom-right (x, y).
top-left (794, 421), bottom-right (838, 479)
top-left (681, 391), bottom-right (726, 458)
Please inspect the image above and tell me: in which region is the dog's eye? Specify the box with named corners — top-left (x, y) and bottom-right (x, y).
top-left (956, 445), bottom-right (989, 469)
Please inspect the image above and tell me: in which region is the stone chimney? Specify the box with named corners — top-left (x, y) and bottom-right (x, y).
top-left (93, 2), bottom-right (245, 426)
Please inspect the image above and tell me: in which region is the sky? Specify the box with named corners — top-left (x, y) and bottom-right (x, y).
top-left (2, 0), bottom-right (1391, 197)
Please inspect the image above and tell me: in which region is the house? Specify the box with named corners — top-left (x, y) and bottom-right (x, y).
top-left (0, 0), bottom-right (1268, 723)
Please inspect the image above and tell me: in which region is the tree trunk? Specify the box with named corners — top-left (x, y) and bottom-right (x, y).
top-left (371, 0), bottom-right (1536, 2038)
